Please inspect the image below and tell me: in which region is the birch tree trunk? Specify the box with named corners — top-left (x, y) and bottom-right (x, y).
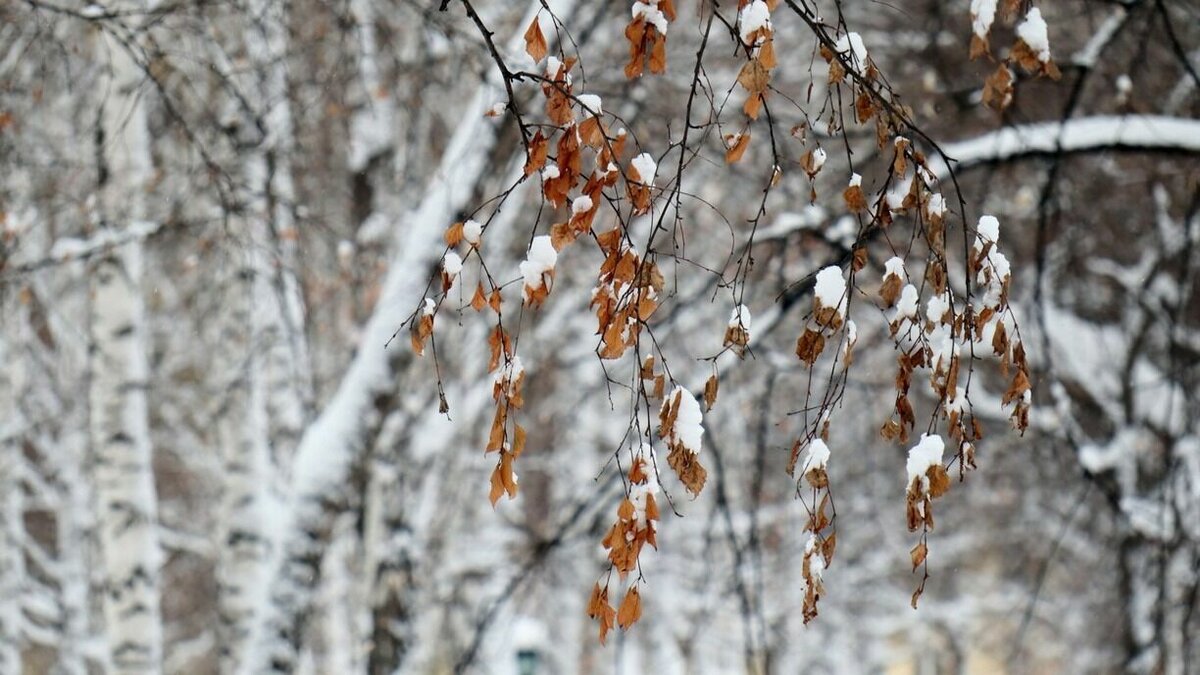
top-left (90, 12), bottom-right (164, 674)
top-left (217, 0), bottom-right (314, 667)
top-left (0, 327), bottom-right (23, 675)
top-left (217, 0), bottom-right (312, 670)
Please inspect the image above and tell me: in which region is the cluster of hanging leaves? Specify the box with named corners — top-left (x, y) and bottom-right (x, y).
top-left (968, 1), bottom-right (1062, 111)
top-left (589, 448), bottom-right (659, 643)
top-left (411, 0), bottom-right (1041, 641)
top-left (624, 0), bottom-right (675, 77)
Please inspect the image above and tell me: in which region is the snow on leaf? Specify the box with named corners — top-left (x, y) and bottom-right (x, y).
top-left (462, 219), bottom-right (483, 246)
top-left (724, 132), bottom-right (750, 164)
top-left (1015, 8), bottom-right (1051, 62)
top-left (833, 32), bottom-right (868, 71)
top-left (738, 0), bottom-right (772, 46)
top-left (905, 433), bottom-right (945, 490)
top-left (630, 153), bottom-right (657, 186)
top-left (814, 265), bottom-right (847, 325)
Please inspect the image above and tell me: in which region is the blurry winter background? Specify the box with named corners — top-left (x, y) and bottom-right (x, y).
top-left (1, 0), bottom-right (1198, 673)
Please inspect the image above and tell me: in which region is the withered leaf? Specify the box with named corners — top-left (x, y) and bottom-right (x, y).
top-left (881, 418), bottom-right (902, 441)
top-left (649, 33), bottom-right (667, 74)
top-left (724, 132), bottom-right (750, 164)
top-left (617, 586), bottom-right (642, 630)
top-left (445, 221), bottom-right (464, 247)
top-left (667, 444), bottom-right (707, 496)
top-left (758, 38), bottom-right (777, 69)
top-left (488, 465), bottom-right (505, 506)
top-left (911, 583), bottom-right (925, 609)
top-left (524, 131), bottom-right (549, 177)
top-left (843, 184), bottom-right (868, 213)
top-left (880, 273), bottom-right (903, 307)
top-left (703, 374), bottom-right (718, 411)
top-left (787, 438), bottom-right (804, 476)
top-left (969, 34), bottom-right (989, 60)
top-left (795, 328), bottom-right (826, 365)
top-left (910, 541), bottom-right (927, 571)
top-left (821, 532), bottom-right (837, 566)
top-left (1002, 368), bottom-right (1031, 406)
top-left (513, 424), bottom-right (527, 458)
top-left (982, 64), bottom-right (1013, 112)
top-left (524, 16), bottom-right (548, 64)
top-left (737, 59), bottom-right (770, 94)
top-left (470, 283), bottom-right (487, 311)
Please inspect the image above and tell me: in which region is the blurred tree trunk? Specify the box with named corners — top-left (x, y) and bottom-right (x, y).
top-left (89, 10), bottom-right (164, 668)
top-left (217, 0), bottom-right (313, 670)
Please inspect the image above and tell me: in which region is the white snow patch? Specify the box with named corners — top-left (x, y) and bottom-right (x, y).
top-left (810, 147), bottom-right (827, 172)
top-left (928, 193), bottom-right (947, 217)
top-left (632, 2), bottom-right (669, 35)
top-left (975, 215), bottom-right (1000, 247)
top-left (970, 0), bottom-right (997, 38)
top-left (834, 32), bottom-right (868, 70)
top-left (896, 284), bottom-right (920, 321)
top-left (519, 235), bottom-right (558, 298)
top-left (442, 251), bottom-right (462, 277)
top-left (802, 439), bottom-right (831, 473)
top-left (729, 304), bottom-right (752, 332)
top-left (463, 219), bottom-right (483, 246)
top-left (577, 94), bottom-right (602, 116)
top-left (663, 386), bottom-right (704, 454)
top-left (814, 265), bottom-right (847, 317)
top-left (572, 195), bottom-right (594, 214)
top-left (926, 292), bottom-right (951, 324)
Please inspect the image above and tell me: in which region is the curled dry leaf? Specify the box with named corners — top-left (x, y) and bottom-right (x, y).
top-left (982, 64), bottom-right (1013, 112)
top-left (524, 15), bottom-right (547, 64)
top-left (617, 586), bottom-right (642, 630)
top-left (843, 183), bottom-right (868, 213)
top-left (444, 221), bottom-right (464, 247)
top-left (703, 374), bottom-right (718, 411)
top-left (524, 131), bottom-right (549, 177)
top-left (795, 328), bottom-right (825, 365)
top-left (586, 583), bottom-right (616, 644)
top-left (667, 444), bottom-right (707, 496)
top-left (410, 313), bottom-right (434, 356)
top-left (724, 132), bottom-right (750, 164)
top-left (470, 283), bottom-right (487, 311)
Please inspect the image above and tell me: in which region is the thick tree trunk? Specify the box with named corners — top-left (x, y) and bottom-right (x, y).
top-left (217, 0), bottom-right (312, 670)
top-left (0, 329), bottom-right (23, 675)
top-left (90, 12), bottom-right (164, 674)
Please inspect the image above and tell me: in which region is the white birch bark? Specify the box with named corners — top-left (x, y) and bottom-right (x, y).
top-left (0, 328), bottom-right (23, 675)
top-left (217, 0), bottom-right (312, 671)
top-left (90, 12), bottom-right (164, 673)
